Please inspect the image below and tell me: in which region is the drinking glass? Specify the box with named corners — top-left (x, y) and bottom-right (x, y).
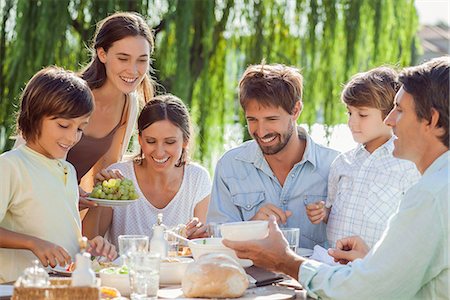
top-left (128, 252), bottom-right (160, 300)
top-left (206, 222), bottom-right (222, 238)
top-left (280, 228), bottom-right (300, 252)
top-left (118, 235), bottom-right (149, 265)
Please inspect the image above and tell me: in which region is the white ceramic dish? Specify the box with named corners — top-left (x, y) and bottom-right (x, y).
top-left (99, 267), bottom-right (130, 296)
top-left (188, 238), bottom-right (252, 267)
top-left (86, 197), bottom-right (138, 207)
top-left (220, 221), bottom-right (268, 241)
top-left (160, 257), bottom-right (193, 285)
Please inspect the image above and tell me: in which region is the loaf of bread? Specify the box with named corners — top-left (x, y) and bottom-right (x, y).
top-left (182, 253), bottom-right (249, 298)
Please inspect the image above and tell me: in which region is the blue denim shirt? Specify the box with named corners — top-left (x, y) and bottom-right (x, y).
top-left (207, 128), bottom-right (339, 249)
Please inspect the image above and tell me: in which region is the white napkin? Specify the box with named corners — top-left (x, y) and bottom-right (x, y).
top-left (309, 245), bottom-right (340, 266)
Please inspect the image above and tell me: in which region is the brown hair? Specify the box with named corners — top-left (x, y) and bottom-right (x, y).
top-left (341, 66), bottom-right (400, 118)
top-left (135, 94), bottom-right (192, 167)
top-left (17, 66), bottom-right (94, 142)
top-left (80, 12), bottom-right (155, 104)
top-left (399, 56), bottom-right (449, 147)
top-left (239, 63), bottom-right (303, 114)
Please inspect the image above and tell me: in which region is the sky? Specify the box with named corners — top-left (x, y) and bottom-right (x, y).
top-left (415, 0), bottom-right (449, 25)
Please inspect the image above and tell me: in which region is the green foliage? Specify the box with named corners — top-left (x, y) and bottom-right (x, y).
top-left (0, 0), bottom-right (419, 172)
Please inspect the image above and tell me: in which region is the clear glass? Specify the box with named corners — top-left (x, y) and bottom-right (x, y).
top-left (21, 260), bottom-right (50, 287)
top-left (128, 252), bottom-right (160, 300)
top-left (118, 235), bottom-right (149, 266)
top-left (280, 228), bottom-right (300, 252)
top-left (206, 222), bottom-right (222, 238)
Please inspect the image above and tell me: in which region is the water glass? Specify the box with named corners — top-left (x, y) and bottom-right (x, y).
top-left (206, 222), bottom-right (222, 238)
top-left (164, 225), bottom-right (186, 257)
top-left (280, 228), bottom-right (300, 252)
top-left (128, 252), bottom-right (160, 300)
top-left (118, 235), bottom-right (149, 265)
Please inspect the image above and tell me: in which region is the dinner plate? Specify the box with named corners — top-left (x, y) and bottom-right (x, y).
top-left (48, 265), bottom-right (75, 277)
top-left (86, 197), bottom-right (138, 207)
top-left (48, 257), bottom-right (122, 276)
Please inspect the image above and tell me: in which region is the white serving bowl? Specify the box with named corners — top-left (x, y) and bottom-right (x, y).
top-left (188, 238), bottom-right (252, 267)
top-left (220, 220), bottom-right (268, 241)
top-left (99, 267), bottom-right (130, 296)
top-left (160, 257), bottom-right (193, 285)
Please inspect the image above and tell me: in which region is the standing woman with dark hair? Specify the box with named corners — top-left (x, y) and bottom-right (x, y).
top-left (14, 12), bottom-right (155, 210)
top-left (82, 94), bottom-right (211, 245)
top-left (66, 12), bottom-right (155, 209)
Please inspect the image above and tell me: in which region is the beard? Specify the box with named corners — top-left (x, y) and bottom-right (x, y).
top-left (255, 121), bottom-right (295, 155)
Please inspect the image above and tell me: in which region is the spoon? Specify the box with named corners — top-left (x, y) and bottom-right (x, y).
top-left (165, 230), bottom-right (191, 244)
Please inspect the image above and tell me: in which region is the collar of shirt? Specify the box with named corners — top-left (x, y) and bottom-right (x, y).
top-left (423, 150), bottom-right (449, 176)
top-left (233, 126), bottom-right (319, 174)
top-left (354, 135), bottom-right (396, 159)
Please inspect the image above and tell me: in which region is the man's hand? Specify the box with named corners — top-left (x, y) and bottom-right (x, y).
top-left (29, 237), bottom-right (72, 267)
top-left (87, 236), bottom-right (117, 261)
top-left (305, 201), bottom-right (327, 224)
top-left (223, 215), bottom-right (303, 279)
top-left (328, 235), bottom-right (369, 264)
top-left (251, 203), bottom-right (292, 225)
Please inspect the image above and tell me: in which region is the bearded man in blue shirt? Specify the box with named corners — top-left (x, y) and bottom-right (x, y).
top-left (207, 64), bottom-right (339, 249)
top-left (224, 57), bottom-right (449, 299)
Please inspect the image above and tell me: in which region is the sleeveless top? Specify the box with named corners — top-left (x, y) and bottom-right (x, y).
top-left (67, 98), bottom-right (128, 182)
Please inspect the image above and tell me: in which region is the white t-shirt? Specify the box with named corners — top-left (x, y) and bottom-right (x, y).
top-left (107, 161), bottom-right (211, 248)
top-left (0, 145), bottom-right (81, 283)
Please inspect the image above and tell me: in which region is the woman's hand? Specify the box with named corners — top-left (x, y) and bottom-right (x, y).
top-left (78, 186), bottom-right (97, 210)
top-left (87, 236), bottom-right (117, 261)
top-left (185, 217), bottom-right (208, 239)
top-left (29, 237), bottom-right (72, 268)
top-left (94, 169), bottom-right (124, 185)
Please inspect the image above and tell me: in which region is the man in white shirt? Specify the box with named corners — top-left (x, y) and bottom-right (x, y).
top-left (223, 56), bottom-right (449, 299)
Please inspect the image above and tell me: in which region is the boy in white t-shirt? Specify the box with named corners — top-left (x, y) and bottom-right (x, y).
top-left (306, 67), bottom-right (420, 248)
top-left (0, 67), bottom-right (116, 283)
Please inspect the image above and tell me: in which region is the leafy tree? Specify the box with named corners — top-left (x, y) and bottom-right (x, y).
top-left (0, 0), bottom-right (419, 171)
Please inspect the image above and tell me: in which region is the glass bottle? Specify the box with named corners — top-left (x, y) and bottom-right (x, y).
top-left (150, 213), bottom-right (168, 259)
top-left (71, 237), bottom-right (96, 286)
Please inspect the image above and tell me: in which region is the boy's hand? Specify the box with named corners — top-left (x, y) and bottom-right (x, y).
top-left (29, 237), bottom-right (71, 268)
top-left (87, 236), bottom-right (117, 261)
top-left (305, 201), bottom-right (326, 224)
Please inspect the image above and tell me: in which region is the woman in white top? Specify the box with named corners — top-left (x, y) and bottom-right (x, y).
top-left (82, 94), bottom-right (211, 246)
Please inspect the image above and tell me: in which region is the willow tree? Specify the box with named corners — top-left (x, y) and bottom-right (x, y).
top-left (0, 0), bottom-right (419, 171)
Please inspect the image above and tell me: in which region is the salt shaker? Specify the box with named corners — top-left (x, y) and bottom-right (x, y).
top-left (71, 237), bottom-right (96, 286)
top-left (150, 213), bottom-right (168, 259)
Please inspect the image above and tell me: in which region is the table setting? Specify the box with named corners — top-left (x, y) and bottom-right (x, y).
top-left (1, 220), bottom-right (312, 300)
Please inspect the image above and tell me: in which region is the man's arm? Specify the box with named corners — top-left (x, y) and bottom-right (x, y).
top-left (223, 215), bottom-right (306, 279)
top-left (299, 186), bottom-right (445, 299)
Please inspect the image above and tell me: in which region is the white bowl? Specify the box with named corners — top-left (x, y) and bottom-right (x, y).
top-left (99, 267), bottom-right (130, 296)
top-left (188, 238), bottom-right (252, 267)
top-left (160, 257), bottom-right (193, 285)
top-left (220, 221), bottom-right (268, 241)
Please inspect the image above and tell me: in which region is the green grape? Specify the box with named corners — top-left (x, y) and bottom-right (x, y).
top-left (89, 177), bottom-right (139, 200)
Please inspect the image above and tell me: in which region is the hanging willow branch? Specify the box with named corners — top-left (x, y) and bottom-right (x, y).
top-left (1, 0), bottom-right (419, 172)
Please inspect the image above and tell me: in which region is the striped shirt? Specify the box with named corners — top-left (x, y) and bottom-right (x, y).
top-left (326, 137), bottom-right (420, 248)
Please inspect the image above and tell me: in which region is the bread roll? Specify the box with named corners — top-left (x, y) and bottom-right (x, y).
top-left (182, 253), bottom-right (249, 298)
